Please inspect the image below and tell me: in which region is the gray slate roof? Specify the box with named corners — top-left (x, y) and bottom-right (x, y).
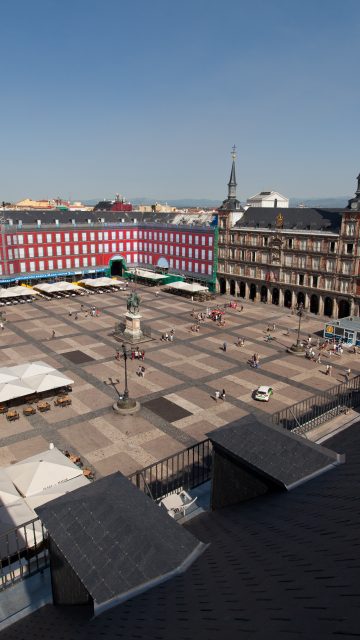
top-left (207, 415), bottom-right (342, 490)
top-left (3, 423), bottom-right (359, 640)
top-left (236, 207), bottom-right (343, 232)
top-left (36, 472), bottom-right (204, 607)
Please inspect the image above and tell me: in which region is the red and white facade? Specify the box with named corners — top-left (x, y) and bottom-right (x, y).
top-left (0, 220), bottom-right (216, 284)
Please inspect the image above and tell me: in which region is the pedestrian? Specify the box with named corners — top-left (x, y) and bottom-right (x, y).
top-left (221, 389), bottom-right (226, 401)
top-left (115, 351), bottom-right (120, 361)
top-left (215, 390), bottom-right (220, 401)
top-left (169, 333), bottom-right (174, 342)
top-left (316, 354), bottom-right (321, 364)
top-left (345, 368), bottom-right (351, 383)
top-left (141, 351), bottom-right (145, 360)
top-left (0, 322), bottom-right (3, 331)
top-left (74, 313), bottom-right (78, 320)
top-left (326, 364), bottom-right (332, 376)
top-left (137, 365), bottom-right (142, 376)
top-left (140, 366), bottom-right (145, 377)
top-left (52, 330), bottom-right (56, 339)
top-left (68, 310), bottom-right (72, 317)
top-left (223, 341), bottom-right (227, 352)
top-left (272, 323), bottom-right (276, 331)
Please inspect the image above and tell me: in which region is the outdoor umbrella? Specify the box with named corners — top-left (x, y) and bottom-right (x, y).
top-left (24, 371), bottom-right (74, 394)
top-left (0, 500), bottom-right (44, 558)
top-left (5, 448), bottom-right (83, 497)
top-left (0, 470), bottom-right (21, 507)
top-left (11, 361), bottom-right (56, 380)
top-left (0, 380), bottom-right (33, 403)
top-left (26, 474), bottom-right (90, 509)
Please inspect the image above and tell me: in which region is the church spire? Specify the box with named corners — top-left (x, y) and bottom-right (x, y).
top-left (356, 172), bottom-right (360, 198)
top-left (347, 172), bottom-right (360, 210)
top-left (227, 145), bottom-right (237, 200)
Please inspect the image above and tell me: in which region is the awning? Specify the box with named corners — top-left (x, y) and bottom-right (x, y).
top-left (25, 371), bottom-right (74, 394)
top-left (163, 281), bottom-right (208, 293)
top-left (0, 380), bottom-right (33, 403)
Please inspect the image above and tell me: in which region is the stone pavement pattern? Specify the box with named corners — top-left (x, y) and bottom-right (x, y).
top-left (0, 288), bottom-right (359, 478)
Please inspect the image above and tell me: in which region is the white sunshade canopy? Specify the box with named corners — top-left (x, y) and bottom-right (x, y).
top-left (0, 286), bottom-right (38, 299)
top-left (25, 371), bottom-right (74, 394)
top-left (130, 269), bottom-right (164, 280)
top-left (164, 281), bottom-right (208, 293)
top-left (0, 469), bottom-right (22, 507)
top-left (78, 277), bottom-right (122, 288)
top-left (0, 368), bottom-right (19, 384)
top-left (26, 474), bottom-right (90, 509)
top-left (5, 448), bottom-right (83, 498)
top-left (10, 361), bottom-right (56, 380)
top-left (34, 281), bottom-right (83, 294)
top-left (0, 380), bottom-right (33, 403)
top-left (0, 499), bottom-right (44, 557)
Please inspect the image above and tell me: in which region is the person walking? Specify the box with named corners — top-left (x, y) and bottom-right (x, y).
top-left (221, 389), bottom-right (226, 401)
top-left (0, 322), bottom-right (3, 331)
top-left (52, 329), bottom-right (56, 339)
top-left (223, 341), bottom-right (227, 352)
top-left (345, 368), bottom-right (351, 383)
top-left (214, 390), bottom-right (220, 402)
top-left (140, 366), bottom-right (146, 377)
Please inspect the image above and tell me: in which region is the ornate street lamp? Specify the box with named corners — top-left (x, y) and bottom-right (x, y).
top-left (104, 343), bottom-right (139, 414)
top-left (289, 302), bottom-right (306, 355)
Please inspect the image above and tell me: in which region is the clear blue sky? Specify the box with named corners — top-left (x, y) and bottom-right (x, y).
top-left (1, 0), bottom-right (359, 202)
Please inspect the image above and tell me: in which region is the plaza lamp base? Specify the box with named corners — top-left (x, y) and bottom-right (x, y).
top-left (113, 399), bottom-right (140, 415)
top-left (287, 343), bottom-right (306, 356)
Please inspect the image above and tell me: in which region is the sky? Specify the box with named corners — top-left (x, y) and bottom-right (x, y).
top-left (1, 0), bottom-right (359, 202)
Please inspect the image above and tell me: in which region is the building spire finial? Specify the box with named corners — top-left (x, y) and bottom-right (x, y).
top-left (231, 144), bottom-right (237, 162)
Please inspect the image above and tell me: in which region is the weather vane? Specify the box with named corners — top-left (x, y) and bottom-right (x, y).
top-left (231, 144), bottom-right (237, 161)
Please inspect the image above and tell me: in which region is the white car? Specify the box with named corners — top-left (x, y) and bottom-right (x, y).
top-left (254, 385), bottom-right (273, 402)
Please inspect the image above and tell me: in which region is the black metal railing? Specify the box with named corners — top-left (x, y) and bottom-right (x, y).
top-left (0, 517), bottom-right (49, 591)
top-left (272, 374), bottom-right (360, 435)
top-left (128, 439), bottom-right (213, 501)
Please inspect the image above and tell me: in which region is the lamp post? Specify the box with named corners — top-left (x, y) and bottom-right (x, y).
top-left (289, 302), bottom-right (306, 355)
top-left (105, 344), bottom-right (138, 413)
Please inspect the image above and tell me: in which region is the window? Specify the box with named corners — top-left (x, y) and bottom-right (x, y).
top-left (56, 246), bottom-right (62, 256)
top-left (299, 239), bottom-right (307, 251)
top-left (189, 235), bottom-right (192, 244)
top-left (208, 265), bottom-right (212, 275)
top-left (91, 257), bottom-right (96, 266)
top-left (104, 243), bottom-right (109, 253)
top-left (126, 242), bottom-right (131, 251)
top-left (342, 262), bottom-right (351, 275)
top-left (74, 258), bottom-right (80, 268)
top-left (346, 243), bottom-right (354, 254)
top-left (329, 241), bottom-right (336, 252)
top-left (73, 232), bottom-right (78, 241)
top-left (28, 234), bottom-right (33, 244)
top-left (104, 232), bottom-right (108, 240)
top-left (57, 259), bottom-right (63, 269)
top-left (65, 245), bottom-right (70, 255)
top-left (182, 234), bottom-right (185, 244)
top-left (287, 238), bottom-right (293, 249)
top-left (46, 234), bottom-right (52, 243)
top-left (176, 234), bottom-right (179, 243)
top-left (312, 275), bottom-right (318, 287)
top-left (195, 236), bottom-right (199, 245)
top-left (90, 232), bottom-right (95, 241)
top-left (18, 235), bottom-right (24, 244)
top-left (251, 251), bottom-right (256, 262)
top-left (29, 261), bottom-right (35, 272)
top-left (90, 244), bottom-right (95, 253)
top-left (299, 274), bottom-right (304, 285)
top-left (119, 231), bottom-right (123, 239)
top-left (56, 233), bottom-right (61, 243)
top-left (346, 223), bottom-right (355, 236)
top-left (8, 249), bottom-right (13, 259)
top-left (19, 248), bottom-right (25, 259)
top-left (312, 257), bottom-right (320, 270)
top-left (201, 263), bottom-right (206, 273)
top-left (195, 248), bottom-right (199, 259)
top-left (298, 256), bottom-right (306, 269)
top-left (188, 261), bottom-right (192, 271)
top-left (176, 246), bottom-right (180, 256)
top-left (201, 249), bottom-right (206, 260)
top-left (324, 277), bottom-right (332, 290)
top-left (82, 232), bottom-right (87, 241)
top-left (313, 240), bottom-right (321, 252)
top-left (126, 231), bottom-right (130, 239)
top-left (66, 258), bottom-right (71, 268)
top-left (64, 233), bottom-right (70, 242)
top-left (285, 255), bottom-right (292, 267)
top-left (182, 260), bottom-right (186, 270)
top-left (326, 259), bottom-right (335, 271)
top-left (189, 248), bottom-right (193, 258)
top-left (182, 247), bottom-right (186, 257)
top-left (263, 237), bottom-right (268, 247)
top-left (202, 236), bottom-right (206, 245)
top-left (209, 236), bottom-right (213, 246)
top-left (28, 247), bottom-right (34, 258)
top-left (111, 231), bottom-right (116, 240)
top-left (48, 260), bottom-right (54, 270)
top-left (38, 247), bottom-right (44, 257)
top-left (20, 262), bottom-right (26, 273)
top-left (111, 243), bottom-right (116, 252)
top-left (47, 246), bottom-right (53, 256)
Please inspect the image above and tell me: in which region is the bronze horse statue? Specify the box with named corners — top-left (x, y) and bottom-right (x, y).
top-left (126, 291), bottom-right (140, 314)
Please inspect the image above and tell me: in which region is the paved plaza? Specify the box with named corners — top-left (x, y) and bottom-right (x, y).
top-left (0, 287), bottom-right (359, 478)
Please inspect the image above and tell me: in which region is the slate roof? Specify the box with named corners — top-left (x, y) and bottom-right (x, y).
top-left (2, 209), bottom-right (214, 228)
top-left (207, 416), bottom-right (342, 490)
top-left (236, 207), bottom-right (343, 232)
top-left (2, 423), bottom-right (360, 640)
top-left (35, 472), bottom-right (205, 608)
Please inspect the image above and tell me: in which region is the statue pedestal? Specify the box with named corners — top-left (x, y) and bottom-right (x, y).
top-left (122, 312), bottom-right (144, 343)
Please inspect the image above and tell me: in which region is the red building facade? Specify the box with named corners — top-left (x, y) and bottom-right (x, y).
top-left (0, 217), bottom-right (216, 285)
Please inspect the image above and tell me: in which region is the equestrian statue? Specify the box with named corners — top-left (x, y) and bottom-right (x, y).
top-left (126, 291), bottom-right (141, 314)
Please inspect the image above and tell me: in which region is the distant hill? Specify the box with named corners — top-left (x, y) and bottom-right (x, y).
top-left (289, 197), bottom-right (347, 208)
